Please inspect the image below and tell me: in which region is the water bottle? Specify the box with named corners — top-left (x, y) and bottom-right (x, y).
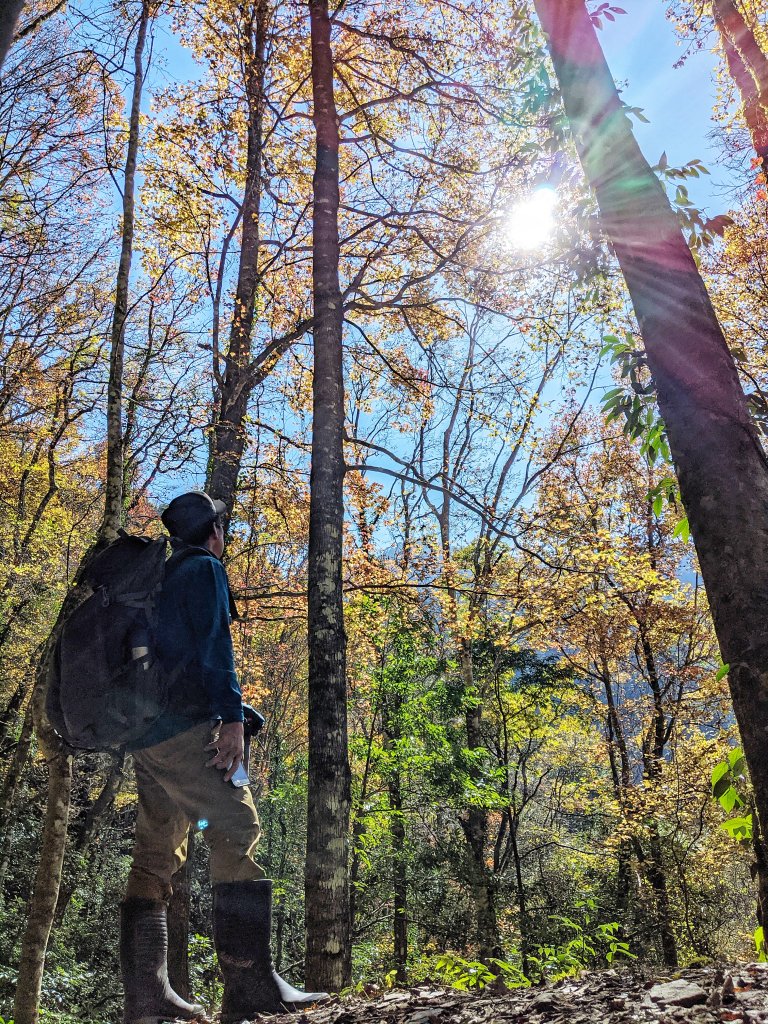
top-left (130, 622), bottom-right (150, 670)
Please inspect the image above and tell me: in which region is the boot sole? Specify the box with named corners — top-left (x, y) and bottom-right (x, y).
top-left (128, 1014), bottom-right (211, 1024)
top-left (221, 999), bottom-right (327, 1021)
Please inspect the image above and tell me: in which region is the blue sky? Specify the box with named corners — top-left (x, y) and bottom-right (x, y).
top-left (598, 2), bottom-right (725, 213)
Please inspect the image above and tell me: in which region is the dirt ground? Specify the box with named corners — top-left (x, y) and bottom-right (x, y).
top-left (255, 963), bottom-right (768, 1024)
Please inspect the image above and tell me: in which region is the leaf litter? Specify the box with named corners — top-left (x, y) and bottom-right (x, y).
top-left (227, 963), bottom-right (768, 1024)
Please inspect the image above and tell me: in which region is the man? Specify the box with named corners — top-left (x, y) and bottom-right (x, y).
top-left (121, 490), bottom-right (327, 1024)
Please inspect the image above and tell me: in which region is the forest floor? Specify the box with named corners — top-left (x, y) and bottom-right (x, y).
top-left (258, 963), bottom-right (768, 1024)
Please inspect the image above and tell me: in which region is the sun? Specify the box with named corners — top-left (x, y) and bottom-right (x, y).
top-left (504, 187), bottom-right (558, 250)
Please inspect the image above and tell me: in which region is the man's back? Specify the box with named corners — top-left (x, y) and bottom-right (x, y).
top-left (129, 546), bottom-right (240, 750)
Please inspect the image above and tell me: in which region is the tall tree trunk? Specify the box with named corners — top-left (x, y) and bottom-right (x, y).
top-left (457, 644), bottom-right (500, 962)
top-left (533, 0), bottom-right (768, 923)
top-left (508, 815), bottom-right (530, 976)
top-left (104, 0), bottom-right (149, 537)
top-left (638, 631), bottom-right (679, 967)
top-left (711, 0), bottom-right (768, 163)
top-left (207, 0), bottom-right (268, 514)
top-left (13, 707), bottom-right (72, 1024)
top-left (348, 713), bottom-right (376, 934)
top-left (12, 6), bottom-right (150, 1021)
top-left (383, 689), bottom-right (407, 984)
top-left (0, 699), bottom-right (34, 888)
top-left (53, 754), bottom-right (126, 926)
top-left (646, 823), bottom-right (678, 967)
top-left (0, 677), bottom-right (27, 751)
top-left (305, 0), bottom-right (351, 992)
top-left (178, 0), bottom-right (269, 995)
top-left (390, 769), bottom-right (407, 984)
top-left (0, 0), bottom-right (25, 70)
top-left (0, 696), bottom-right (33, 828)
top-left (601, 656), bottom-right (635, 926)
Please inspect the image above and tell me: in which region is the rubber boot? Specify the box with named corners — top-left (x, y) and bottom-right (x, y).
top-left (120, 898), bottom-right (207, 1024)
top-left (213, 879), bottom-right (329, 1021)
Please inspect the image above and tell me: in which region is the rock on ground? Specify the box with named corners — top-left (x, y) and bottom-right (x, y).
top-left (233, 963), bottom-right (768, 1024)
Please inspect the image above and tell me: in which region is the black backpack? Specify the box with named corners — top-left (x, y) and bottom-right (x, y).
top-left (46, 531), bottom-right (195, 750)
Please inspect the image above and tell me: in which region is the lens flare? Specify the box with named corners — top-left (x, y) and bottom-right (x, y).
top-left (505, 187), bottom-right (558, 250)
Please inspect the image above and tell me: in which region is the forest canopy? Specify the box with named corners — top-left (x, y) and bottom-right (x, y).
top-left (2, 0), bottom-right (768, 1021)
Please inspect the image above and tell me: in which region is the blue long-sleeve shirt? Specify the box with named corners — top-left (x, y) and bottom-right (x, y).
top-left (129, 545), bottom-right (244, 750)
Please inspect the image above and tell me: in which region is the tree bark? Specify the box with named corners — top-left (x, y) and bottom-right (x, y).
top-left (456, 644), bottom-right (501, 962)
top-left (390, 771), bottom-right (408, 984)
top-left (0, 0), bottom-right (25, 70)
top-left (53, 754), bottom-right (126, 927)
top-left (0, 677), bottom-right (27, 751)
top-left (0, 699), bottom-right (34, 888)
top-left (507, 814), bottom-right (530, 976)
top-left (711, 0), bottom-right (768, 163)
top-left (104, 0), bottom-right (149, 537)
top-left (646, 822), bottom-right (678, 968)
top-left (13, 680), bottom-right (73, 1024)
top-left (305, 0), bottom-right (351, 992)
top-left (383, 688), bottom-right (407, 984)
top-left (0, 695), bottom-right (33, 829)
top-left (207, 0), bottom-right (269, 514)
top-left (12, 6), bottom-right (151, 1020)
top-left (638, 629), bottom-right (679, 967)
top-left (601, 658), bottom-right (634, 921)
top-left (533, 0), bottom-right (768, 922)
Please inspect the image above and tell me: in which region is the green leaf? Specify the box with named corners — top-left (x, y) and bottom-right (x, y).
top-left (672, 516), bottom-right (690, 543)
top-left (731, 757), bottom-right (747, 778)
top-left (715, 662), bottom-right (730, 682)
top-left (720, 814), bottom-right (753, 840)
top-left (755, 926), bottom-right (767, 962)
top-left (718, 786), bottom-right (741, 813)
top-left (712, 773), bottom-right (732, 801)
top-left (728, 747), bottom-right (745, 770)
top-left (711, 760), bottom-right (729, 791)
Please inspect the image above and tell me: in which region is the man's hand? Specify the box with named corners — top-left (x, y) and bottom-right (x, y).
top-left (205, 721), bottom-right (245, 783)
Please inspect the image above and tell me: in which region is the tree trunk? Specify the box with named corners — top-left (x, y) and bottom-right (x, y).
top-left (0, 0), bottom-right (25, 70)
top-left (533, 0), bottom-right (768, 922)
top-left (646, 823), bottom-right (678, 968)
top-left (207, 0), bottom-right (268, 514)
top-left (0, 699), bottom-right (34, 888)
top-left (390, 770), bottom-right (408, 984)
top-left (457, 645), bottom-right (500, 962)
top-left (383, 689), bottom-right (407, 984)
top-left (637, 630), bottom-right (678, 967)
top-left (0, 677), bottom-right (27, 751)
top-left (508, 815), bottom-right (530, 977)
top-left (13, 683), bottom-right (72, 1024)
top-left (600, 656), bottom-right (635, 927)
top-left (104, 0), bottom-right (150, 539)
top-left (53, 754), bottom-right (126, 927)
top-left (12, 6), bottom-right (151, 1020)
top-left (305, 0), bottom-right (351, 992)
top-left (193, 0), bottom-right (271, 996)
top-left (711, 0), bottom-right (768, 163)
top-left (0, 696), bottom-right (33, 828)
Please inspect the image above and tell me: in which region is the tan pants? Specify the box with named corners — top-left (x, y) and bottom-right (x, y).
top-left (125, 721), bottom-right (264, 902)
